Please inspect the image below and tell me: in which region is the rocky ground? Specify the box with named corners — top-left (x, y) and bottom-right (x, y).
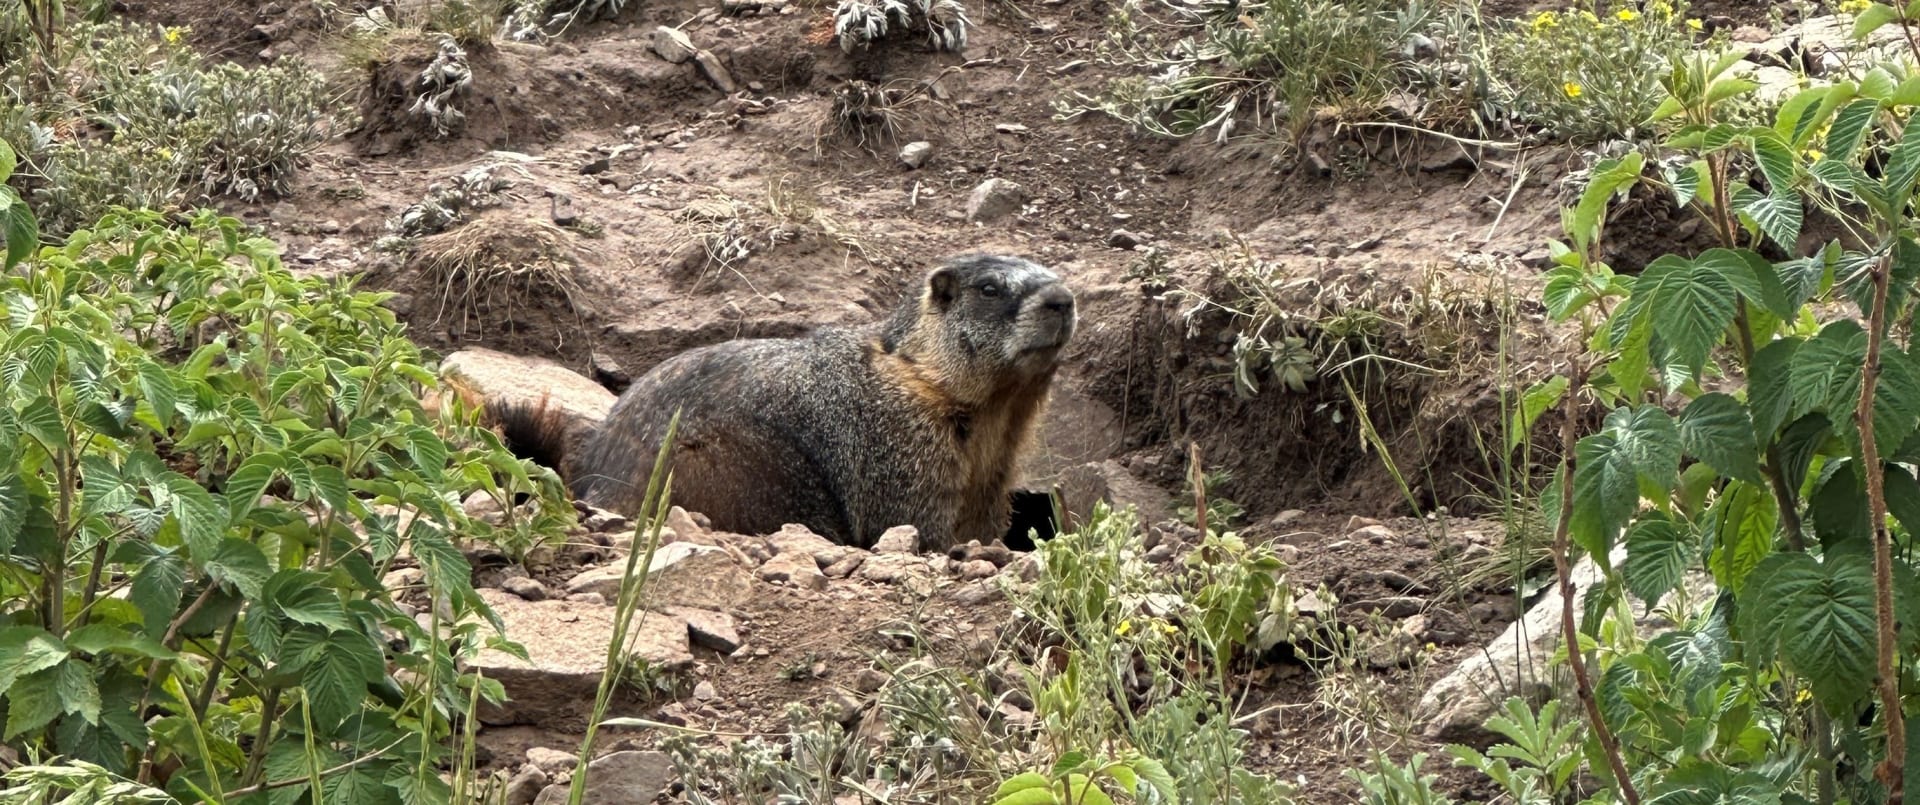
top-left (109, 0), bottom-right (1822, 799)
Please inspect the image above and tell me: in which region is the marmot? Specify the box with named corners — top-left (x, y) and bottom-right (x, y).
top-left (491, 253), bottom-right (1077, 552)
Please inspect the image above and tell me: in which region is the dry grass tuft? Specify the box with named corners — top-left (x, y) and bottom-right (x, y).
top-left (411, 216), bottom-right (588, 349)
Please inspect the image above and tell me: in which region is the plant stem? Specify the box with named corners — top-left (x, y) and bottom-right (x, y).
top-left (242, 687), bottom-right (281, 787)
top-left (75, 538), bottom-right (112, 631)
top-left (1859, 250), bottom-right (1906, 802)
top-left (1734, 304), bottom-right (1810, 551)
top-left (1552, 363), bottom-right (1641, 805)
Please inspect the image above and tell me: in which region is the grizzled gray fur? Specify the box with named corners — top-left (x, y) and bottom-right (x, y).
top-left (551, 253), bottom-right (1076, 552)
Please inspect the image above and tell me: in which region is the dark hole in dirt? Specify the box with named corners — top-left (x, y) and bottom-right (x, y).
top-left (1002, 490), bottom-right (1059, 551)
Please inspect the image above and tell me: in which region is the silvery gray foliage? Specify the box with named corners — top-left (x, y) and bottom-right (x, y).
top-left (923, 0), bottom-right (970, 52)
top-left (833, 0), bottom-right (971, 54)
top-left (390, 163), bottom-right (526, 238)
top-left (409, 36), bottom-right (473, 137)
top-left (833, 0), bottom-right (911, 53)
top-left (501, 0), bottom-right (631, 41)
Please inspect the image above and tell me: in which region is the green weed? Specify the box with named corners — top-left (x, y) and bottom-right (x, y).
top-left (0, 150), bottom-right (573, 802)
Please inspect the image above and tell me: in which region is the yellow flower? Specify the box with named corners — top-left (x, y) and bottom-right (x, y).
top-left (1804, 148), bottom-right (1825, 161)
top-left (1564, 82), bottom-right (1584, 99)
top-left (163, 26), bottom-right (183, 44)
top-left (1840, 0), bottom-right (1873, 12)
top-left (1686, 18), bottom-right (1703, 30)
top-left (1531, 11), bottom-right (1558, 29)
top-left (1616, 8), bottom-right (1640, 21)
top-left (1116, 619), bottom-right (1133, 637)
top-left (1579, 10), bottom-right (1599, 23)
top-left (1795, 687), bottom-right (1813, 704)
top-left (1648, 0), bottom-right (1674, 16)
top-left (1157, 621), bottom-right (1180, 636)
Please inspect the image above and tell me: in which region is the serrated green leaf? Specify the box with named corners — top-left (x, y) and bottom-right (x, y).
top-left (1776, 413), bottom-right (1833, 497)
top-left (1749, 338), bottom-right (1799, 440)
top-left (995, 772), bottom-right (1054, 796)
top-left (323, 765), bottom-right (398, 805)
top-left (405, 427), bottom-right (448, 483)
top-left (1, 193), bottom-right (37, 270)
top-left (0, 472), bottom-right (25, 554)
top-left (1746, 551), bottom-right (1876, 715)
top-left (0, 627), bottom-right (69, 692)
top-left (1699, 248), bottom-right (1792, 320)
top-left (137, 360), bottom-right (178, 424)
top-left (1571, 429), bottom-right (1640, 559)
top-left (1608, 310), bottom-right (1656, 400)
top-left (1064, 775), bottom-right (1114, 805)
top-left (5, 666), bottom-right (62, 739)
top-left (53, 658), bottom-right (100, 725)
top-left (992, 790), bottom-right (1060, 805)
top-left (1678, 393), bottom-right (1763, 484)
top-left (130, 551), bottom-right (187, 639)
top-left (1790, 319), bottom-right (1867, 421)
top-left (1508, 375), bottom-right (1568, 452)
top-left (163, 475), bottom-right (224, 558)
top-left (1625, 515), bottom-right (1696, 610)
top-left (1887, 465), bottom-right (1920, 539)
top-left (64, 624), bottom-right (177, 660)
top-left (1751, 132), bottom-right (1797, 194)
top-left (206, 538), bottom-right (273, 599)
top-left (17, 396), bottom-right (65, 450)
top-left (1544, 266), bottom-right (1597, 321)
top-left (1855, 3), bottom-right (1902, 39)
top-left (301, 632), bottom-right (384, 729)
top-left (1639, 255), bottom-right (1738, 386)
top-left (1872, 347), bottom-right (1920, 453)
top-left (1812, 462), bottom-right (1871, 552)
top-left (223, 454), bottom-right (282, 524)
top-left (1732, 187), bottom-right (1803, 253)
top-left (1825, 99), bottom-right (1878, 162)
top-left (1609, 405), bottom-right (1682, 488)
top-left (1710, 481), bottom-right (1777, 593)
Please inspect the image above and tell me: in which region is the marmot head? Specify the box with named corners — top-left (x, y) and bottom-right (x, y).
top-left (887, 253), bottom-right (1077, 401)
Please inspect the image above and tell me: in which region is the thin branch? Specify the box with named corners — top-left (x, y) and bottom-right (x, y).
top-left (1860, 249), bottom-right (1906, 803)
top-left (1552, 363), bottom-right (1642, 805)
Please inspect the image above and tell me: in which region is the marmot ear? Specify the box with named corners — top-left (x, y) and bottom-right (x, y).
top-left (926, 267), bottom-right (958, 310)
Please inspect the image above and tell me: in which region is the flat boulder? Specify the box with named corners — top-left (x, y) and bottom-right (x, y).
top-left (470, 589), bottom-right (692, 727)
top-left (440, 348), bottom-right (615, 444)
top-left (533, 751), bottom-right (675, 804)
top-left (565, 542), bottom-right (757, 610)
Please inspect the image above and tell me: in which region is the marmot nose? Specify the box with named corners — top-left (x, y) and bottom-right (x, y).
top-left (1037, 285), bottom-right (1075, 315)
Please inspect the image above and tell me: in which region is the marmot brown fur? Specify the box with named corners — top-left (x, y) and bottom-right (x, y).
top-left (490, 253), bottom-right (1077, 552)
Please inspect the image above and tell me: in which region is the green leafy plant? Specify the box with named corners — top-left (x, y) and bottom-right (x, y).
top-left (1445, 698), bottom-right (1585, 803)
top-left (1479, 0), bottom-right (1717, 143)
top-left (1, 20), bottom-right (336, 235)
top-left (1349, 752), bottom-right (1455, 805)
top-left (1056, 0), bottom-right (1427, 144)
top-left (1484, 15), bottom-right (1920, 802)
top-left (990, 751), bottom-right (1178, 805)
top-left (0, 173), bottom-right (572, 802)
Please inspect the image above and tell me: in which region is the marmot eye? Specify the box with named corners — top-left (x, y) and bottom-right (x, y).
top-left (978, 282), bottom-right (1000, 297)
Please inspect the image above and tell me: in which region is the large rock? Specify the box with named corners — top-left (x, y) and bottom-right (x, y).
top-left (767, 523), bottom-right (860, 567)
top-left (440, 348), bottom-right (614, 445)
top-left (533, 751), bottom-right (675, 805)
top-left (565, 542), bottom-right (757, 610)
top-left (1415, 547), bottom-right (1715, 741)
top-left (665, 605), bottom-right (742, 654)
top-left (965, 178), bottom-right (1026, 223)
top-left (469, 589), bottom-right (692, 726)
top-left (649, 26), bottom-right (695, 64)
top-left (757, 551), bottom-right (828, 591)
